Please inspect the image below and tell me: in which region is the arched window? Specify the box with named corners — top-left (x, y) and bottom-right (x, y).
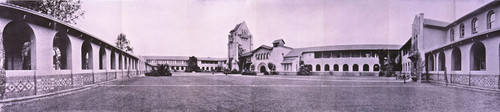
top-left (315, 64), bottom-right (321, 71)
top-left (363, 64), bottom-right (369, 71)
top-left (450, 29), bottom-right (455, 41)
top-left (343, 64), bottom-right (349, 71)
top-left (53, 32), bottom-right (71, 70)
top-left (373, 64), bottom-right (380, 71)
top-left (451, 48), bottom-right (461, 71)
top-left (81, 41), bottom-right (93, 69)
top-left (324, 64), bottom-right (330, 71)
top-left (460, 23), bottom-right (465, 38)
top-left (333, 64), bottom-right (339, 71)
top-left (471, 42), bottom-right (486, 70)
top-left (427, 55), bottom-right (435, 71)
top-left (353, 64), bottom-right (359, 71)
top-left (3, 21), bottom-right (36, 70)
top-left (438, 52), bottom-right (445, 71)
top-left (472, 17), bottom-right (479, 34)
top-left (118, 53), bottom-right (123, 70)
top-left (99, 46), bottom-right (106, 70)
top-left (488, 11), bottom-right (495, 29)
top-left (110, 51), bottom-right (116, 70)
top-left (202, 67), bottom-right (205, 70)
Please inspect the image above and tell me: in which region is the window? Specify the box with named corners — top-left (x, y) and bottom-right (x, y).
top-left (470, 42), bottom-right (486, 70)
top-left (314, 52), bottom-right (322, 58)
top-left (450, 29), bottom-right (455, 41)
top-left (488, 11), bottom-right (495, 29)
top-left (343, 64), bottom-right (348, 71)
top-left (460, 23), bottom-right (465, 38)
top-left (451, 48), bottom-right (461, 71)
top-left (472, 18), bottom-right (479, 34)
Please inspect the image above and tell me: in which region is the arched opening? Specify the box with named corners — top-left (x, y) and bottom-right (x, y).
top-left (99, 46), bottom-right (106, 70)
top-left (427, 55), bottom-right (435, 71)
top-left (471, 42), bottom-right (486, 70)
top-left (353, 64), bottom-right (359, 71)
top-left (3, 20), bottom-right (36, 70)
top-left (260, 66), bottom-right (267, 73)
top-left (373, 64), bottom-right (380, 71)
top-left (110, 51), bottom-right (116, 70)
top-left (363, 64), bottom-right (369, 71)
top-left (124, 56), bottom-right (128, 69)
top-left (451, 48), bottom-right (461, 71)
top-left (333, 64), bottom-right (339, 71)
top-left (315, 64), bottom-right (321, 71)
top-left (343, 64), bottom-right (349, 71)
top-left (81, 41), bottom-right (93, 69)
top-left (52, 32), bottom-right (71, 70)
top-left (118, 53), bottom-right (122, 70)
top-left (324, 64), bottom-right (330, 71)
top-left (438, 52), bottom-right (445, 71)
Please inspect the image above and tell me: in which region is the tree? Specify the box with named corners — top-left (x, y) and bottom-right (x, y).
top-left (267, 62), bottom-right (275, 72)
top-left (185, 56), bottom-right (199, 72)
top-left (115, 33), bottom-right (133, 53)
top-left (235, 44), bottom-right (246, 72)
top-left (7, 0), bottom-right (85, 24)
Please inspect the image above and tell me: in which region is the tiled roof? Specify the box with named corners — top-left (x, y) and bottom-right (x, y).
top-left (281, 57), bottom-right (296, 64)
top-left (284, 44), bottom-right (401, 57)
top-left (143, 56), bottom-right (226, 61)
top-left (424, 19), bottom-right (449, 28)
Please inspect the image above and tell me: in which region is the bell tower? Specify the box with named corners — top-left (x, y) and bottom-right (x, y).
top-left (227, 21), bottom-right (253, 71)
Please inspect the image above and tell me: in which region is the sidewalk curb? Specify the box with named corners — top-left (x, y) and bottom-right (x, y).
top-left (427, 80), bottom-right (500, 93)
top-left (0, 75), bottom-right (144, 108)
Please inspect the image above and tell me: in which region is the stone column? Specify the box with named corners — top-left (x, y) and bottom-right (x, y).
top-left (0, 34), bottom-right (6, 99)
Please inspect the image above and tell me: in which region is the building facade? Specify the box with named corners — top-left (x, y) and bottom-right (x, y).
top-left (144, 56), bottom-right (226, 72)
top-left (402, 1), bottom-right (500, 89)
top-left (227, 21), bottom-right (253, 71)
top-left (0, 3), bottom-right (150, 99)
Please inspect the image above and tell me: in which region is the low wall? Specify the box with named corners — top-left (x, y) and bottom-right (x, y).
top-left (2, 70), bottom-right (147, 99)
top-left (278, 71), bottom-right (378, 76)
top-left (425, 72), bottom-right (499, 89)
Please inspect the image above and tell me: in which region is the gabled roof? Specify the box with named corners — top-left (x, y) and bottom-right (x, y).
top-left (284, 44), bottom-right (401, 57)
top-left (230, 21), bottom-right (247, 33)
top-left (424, 18), bottom-right (449, 28)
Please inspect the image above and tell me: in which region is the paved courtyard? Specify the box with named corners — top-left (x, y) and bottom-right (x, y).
top-left (3, 73), bottom-right (500, 111)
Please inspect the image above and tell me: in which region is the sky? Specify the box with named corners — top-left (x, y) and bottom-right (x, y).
top-left (74, 0), bottom-right (493, 58)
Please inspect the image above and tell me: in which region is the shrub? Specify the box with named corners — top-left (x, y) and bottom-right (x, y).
top-left (297, 64), bottom-right (312, 75)
top-left (270, 71), bottom-right (278, 75)
top-left (263, 71), bottom-right (270, 75)
top-left (224, 69), bottom-right (241, 74)
top-left (242, 71), bottom-right (257, 75)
